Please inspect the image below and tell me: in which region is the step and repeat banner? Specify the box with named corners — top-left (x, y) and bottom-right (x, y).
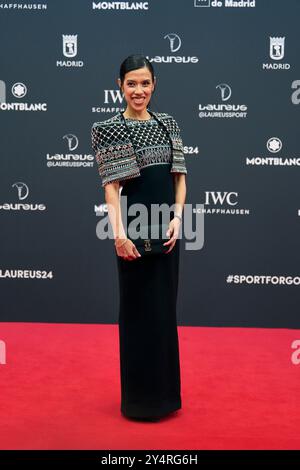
top-left (0, 0), bottom-right (299, 327)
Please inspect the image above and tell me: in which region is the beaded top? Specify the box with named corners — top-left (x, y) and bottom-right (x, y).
top-left (91, 111), bottom-right (187, 187)
top-left (122, 116), bottom-right (174, 172)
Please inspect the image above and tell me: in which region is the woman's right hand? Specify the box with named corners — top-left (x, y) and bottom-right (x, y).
top-left (115, 238), bottom-right (141, 261)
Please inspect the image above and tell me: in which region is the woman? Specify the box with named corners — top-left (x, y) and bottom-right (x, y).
top-left (91, 54), bottom-right (187, 422)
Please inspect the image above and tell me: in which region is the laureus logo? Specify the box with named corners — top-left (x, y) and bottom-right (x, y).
top-left (46, 134), bottom-right (93, 168)
top-left (216, 83), bottom-right (232, 101)
top-left (63, 134), bottom-right (79, 151)
top-left (198, 83), bottom-right (247, 118)
top-left (148, 33), bottom-right (199, 64)
top-left (0, 182), bottom-right (46, 211)
top-left (12, 182), bottom-right (29, 200)
top-left (164, 33), bottom-right (181, 53)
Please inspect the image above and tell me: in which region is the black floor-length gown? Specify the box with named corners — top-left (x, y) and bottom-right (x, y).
top-left (116, 115), bottom-right (182, 419)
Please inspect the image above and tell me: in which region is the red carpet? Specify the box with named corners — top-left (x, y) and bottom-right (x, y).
top-left (0, 323), bottom-right (299, 450)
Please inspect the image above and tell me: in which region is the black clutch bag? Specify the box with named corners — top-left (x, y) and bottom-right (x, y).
top-left (127, 223), bottom-right (170, 256)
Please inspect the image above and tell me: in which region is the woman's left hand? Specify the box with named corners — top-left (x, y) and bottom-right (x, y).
top-left (163, 217), bottom-right (181, 254)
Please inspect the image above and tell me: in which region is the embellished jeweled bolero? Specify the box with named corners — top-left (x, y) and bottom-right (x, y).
top-left (91, 111), bottom-right (187, 187)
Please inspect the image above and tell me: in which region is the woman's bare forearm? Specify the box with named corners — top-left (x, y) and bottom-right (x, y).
top-left (173, 173), bottom-right (186, 217)
top-left (104, 183), bottom-right (127, 239)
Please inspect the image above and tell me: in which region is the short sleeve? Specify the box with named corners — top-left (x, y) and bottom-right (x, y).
top-left (91, 122), bottom-right (140, 187)
top-left (169, 116), bottom-right (187, 175)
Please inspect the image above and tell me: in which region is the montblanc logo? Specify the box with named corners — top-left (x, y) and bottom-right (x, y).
top-left (193, 191), bottom-right (250, 215)
top-left (0, 182), bottom-right (46, 211)
top-left (194, 0), bottom-right (256, 8)
top-left (92, 1), bottom-right (149, 10)
top-left (246, 137), bottom-right (300, 166)
top-left (56, 34), bottom-right (84, 68)
top-left (148, 34), bottom-right (199, 64)
top-left (12, 82), bottom-right (27, 98)
top-left (291, 80), bottom-right (300, 105)
top-left (198, 83), bottom-right (248, 118)
top-left (267, 137), bottom-right (282, 153)
top-left (46, 134), bottom-right (94, 168)
top-left (0, 80), bottom-right (47, 111)
top-left (92, 89), bottom-right (125, 114)
top-left (262, 36), bottom-right (290, 70)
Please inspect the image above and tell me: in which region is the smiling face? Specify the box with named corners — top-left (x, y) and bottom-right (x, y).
top-left (118, 66), bottom-right (156, 114)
